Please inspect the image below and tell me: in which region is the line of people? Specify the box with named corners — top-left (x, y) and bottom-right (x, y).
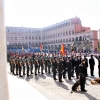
top-left (8, 52), bottom-right (100, 92)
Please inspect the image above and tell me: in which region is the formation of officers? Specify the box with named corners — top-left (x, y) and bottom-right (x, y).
top-left (8, 52), bottom-right (100, 92)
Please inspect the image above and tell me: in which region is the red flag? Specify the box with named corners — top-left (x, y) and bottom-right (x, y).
top-left (60, 44), bottom-right (65, 56)
top-left (40, 44), bottom-right (43, 50)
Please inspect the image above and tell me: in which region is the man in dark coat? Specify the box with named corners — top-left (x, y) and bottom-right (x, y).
top-left (74, 56), bottom-right (80, 79)
top-left (62, 57), bottom-right (67, 78)
top-left (97, 56), bottom-right (100, 78)
top-left (66, 57), bottom-right (73, 80)
top-left (52, 57), bottom-right (57, 80)
top-left (71, 56), bottom-right (75, 77)
top-left (57, 57), bottom-right (63, 82)
top-left (84, 55), bottom-right (88, 76)
top-left (79, 59), bottom-right (87, 92)
top-left (89, 55), bottom-right (95, 76)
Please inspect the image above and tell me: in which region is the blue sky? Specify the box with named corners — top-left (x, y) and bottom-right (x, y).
top-left (4, 0), bottom-right (100, 30)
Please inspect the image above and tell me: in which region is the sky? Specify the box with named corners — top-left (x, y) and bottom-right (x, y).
top-left (4, 0), bottom-right (100, 30)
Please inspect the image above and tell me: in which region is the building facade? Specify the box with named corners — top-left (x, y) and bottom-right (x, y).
top-left (6, 17), bottom-right (98, 52)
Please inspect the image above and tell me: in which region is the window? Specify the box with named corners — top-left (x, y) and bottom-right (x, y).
top-left (32, 36), bottom-right (34, 40)
top-left (69, 38), bottom-right (71, 42)
top-left (63, 32), bottom-right (65, 36)
top-left (56, 40), bottom-right (57, 43)
top-left (66, 31), bottom-right (68, 35)
top-left (22, 37), bottom-right (24, 40)
top-left (72, 37), bottom-right (74, 42)
top-left (72, 30), bottom-right (75, 34)
top-left (25, 36), bottom-right (28, 39)
top-left (66, 38), bottom-right (68, 42)
top-left (14, 37), bottom-right (17, 40)
top-left (69, 30), bottom-right (71, 35)
top-left (63, 39), bottom-right (65, 42)
top-left (61, 39), bottom-right (62, 43)
top-left (75, 37), bottom-right (78, 41)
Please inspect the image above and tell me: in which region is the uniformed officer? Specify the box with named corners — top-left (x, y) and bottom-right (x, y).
top-left (79, 59), bottom-right (87, 92)
top-left (71, 56), bottom-right (75, 77)
top-left (34, 57), bottom-right (39, 75)
top-left (89, 55), bottom-right (95, 76)
top-left (52, 57), bottom-right (57, 80)
top-left (66, 56), bottom-right (73, 80)
top-left (62, 57), bottom-right (67, 79)
top-left (84, 55), bottom-right (88, 76)
top-left (40, 57), bottom-right (44, 74)
top-left (18, 56), bottom-right (23, 77)
top-left (97, 56), bottom-right (100, 78)
top-left (57, 57), bottom-right (63, 82)
top-left (74, 56), bottom-right (80, 79)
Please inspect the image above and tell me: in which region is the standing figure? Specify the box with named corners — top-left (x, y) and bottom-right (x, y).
top-left (19, 61), bottom-right (23, 77)
top-left (74, 56), bottom-right (80, 79)
top-left (15, 60), bottom-right (19, 75)
top-left (57, 57), bottom-right (63, 82)
top-left (89, 55), bottom-right (95, 76)
top-left (27, 60), bottom-right (31, 77)
top-left (34, 59), bottom-right (39, 75)
top-left (84, 55), bottom-right (88, 76)
top-left (79, 59), bottom-right (87, 92)
top-left (52, 57), bottom-right (57, 80)
top-left (47, 59), bottom-right (52, 74)
top-left (97, 56), bottom-right (100, 78)
top-left (71, 56), bottom-right (75, 77)
top-left (62, 57), bottom-right (67, 79)
top-left (12, 59), bottom-right (16, 75)
top-left (66, 57), bottom-right (73, 80)
top-left (40, 58), bottom-right (44, 74)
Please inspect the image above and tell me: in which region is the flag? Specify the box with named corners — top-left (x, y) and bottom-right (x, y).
top-left (40, 44), bottom-right (43, 50)
top-left (98, 42), bottom-right (100, 51)
top-left (60, 44), bottom-right (65, 56)
top-left (22, 46), bottom-right (24, 50)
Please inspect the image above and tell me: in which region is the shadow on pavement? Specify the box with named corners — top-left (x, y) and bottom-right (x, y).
top-left (45, 73), bottom-right (53, 77)
top-left (38, 74), bottom-right (46, 79)
top-left (55, 81), bottom-right (69, 90)
top-left (25, 77), bottom-right (31, 81)
top-left (34, 76), bottom-right (39, 81)
top-left (76, 91), bottom-right (97, 100)
top-left (65, 79), bottom-right (74, 85)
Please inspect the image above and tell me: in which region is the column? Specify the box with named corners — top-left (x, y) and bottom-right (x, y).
top-left (0, 0), bottom-right (9, 100)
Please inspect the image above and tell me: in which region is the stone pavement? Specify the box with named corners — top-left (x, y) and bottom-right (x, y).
top-left (7, 64), bottom-right (48, 100)
top-left (7, 58), bottom-right (100, 100)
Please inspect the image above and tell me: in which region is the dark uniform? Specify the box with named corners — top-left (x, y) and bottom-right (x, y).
top-left (71, 56), bottom-right (75, 77)
top-left (84, 55), bottom-right (88, 76)
top-left (27, 60), bottom-right (32, 77)
top-left (74, 56), bottom-right (80, 79)
top-left (40, 57), bottom-right (44, 74)
top-left (34, 57), bottom-right (39, 75)
top-left (47, 59), bottom-right (52, 74)
top-left (52, 57), bottom-right (57, 80)
top-left (79, 59), bottom-right (87, 92)
top-left (66, 57), bottom-right (72, 80)
top-left (18, 57), bottom-right (23, 77)
top-left (62, 57), bottom-right (67, 78)
top-left (89, 55), bottom-right (95, 76)
top-left (97, 56), bottom-right (100, 78)
top-left (57, 58), bottom-right (63, 82)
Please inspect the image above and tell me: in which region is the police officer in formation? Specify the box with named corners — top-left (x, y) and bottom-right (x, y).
top-left (79, 59), bottom-right (87, 92)
top-left (89, 55), bottom-right (95, 76)
top-left (9, 53), bottom-right (100, 86)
